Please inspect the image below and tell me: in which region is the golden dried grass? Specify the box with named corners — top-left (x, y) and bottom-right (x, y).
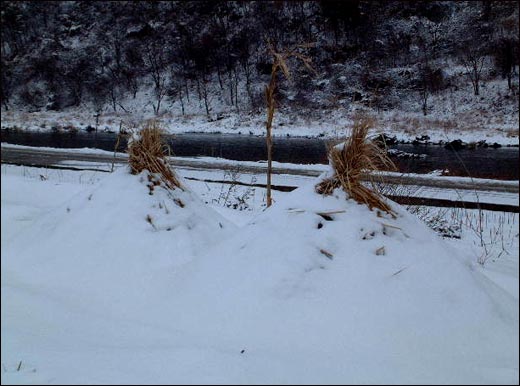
top-left (315, 118), bottom-right (396, 215)
top-left (127, 121), bottom-right (182, 190)
top-left (264, 41), bottom-right (316, 207)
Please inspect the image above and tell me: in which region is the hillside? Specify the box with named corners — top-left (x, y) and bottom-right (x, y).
top-left (1, 1), bottom-right (519, 140)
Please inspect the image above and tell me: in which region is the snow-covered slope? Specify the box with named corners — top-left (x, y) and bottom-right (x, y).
top-left (1, 167), bottom-right (236, 321)
top-left (161, 182), bottom-right (518, 384)
top-left (1, 170), bottom-right (518, 384)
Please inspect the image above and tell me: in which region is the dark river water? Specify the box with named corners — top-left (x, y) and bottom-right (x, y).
top-left (1, 129), bottom-right (518, 180)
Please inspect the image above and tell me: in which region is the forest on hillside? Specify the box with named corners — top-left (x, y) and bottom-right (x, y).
top-left (1, 1), bottom-right (518, 118)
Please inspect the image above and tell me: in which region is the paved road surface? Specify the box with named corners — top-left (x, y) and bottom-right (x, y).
top-left (2, 145), bottom-right (518, 212)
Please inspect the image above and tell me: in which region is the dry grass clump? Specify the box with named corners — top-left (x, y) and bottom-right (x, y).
top-left (316, 118), bottom-right (396, 215)
top-left (264, 41), bottom-right (315, 207)
top-left (127, 121), bottom-right (182, 190)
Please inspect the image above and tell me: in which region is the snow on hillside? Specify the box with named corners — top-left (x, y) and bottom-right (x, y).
top-left (1, 164), bottom-right (518, 384)
top-left (1, 64), bottom-right (518, 146)
top-left (1, 84), bottom-right (518, 146)
top-left (2, 1), bottom-right (518, 148)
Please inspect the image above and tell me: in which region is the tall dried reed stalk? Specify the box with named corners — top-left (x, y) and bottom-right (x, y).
top-left (265, 41), bottom-right (315, 207)
top-left (316, 118), bottom-right (396, 215)
top-left (127, 121), bottom-right (182, 190)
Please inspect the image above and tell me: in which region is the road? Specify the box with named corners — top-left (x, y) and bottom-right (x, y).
top-left (2, 145), bottom-right (519, 212)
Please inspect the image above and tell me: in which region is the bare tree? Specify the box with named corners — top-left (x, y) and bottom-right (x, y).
top-left (123, 45), bottom-right (144, 99)
top-left (1, 59), bottom-right (12, 110)
top-left (419, 87), bottom-right (429, 116)
top-left (461, 6), bottom-right (494, 93)
top-left (495, 38), bottom-right (516, 90)
top-left (199, 75), bottom-right (211, 118)
top-left (146, 44), bottom-right (167, 115)
top-left (418, 65), bottom-right (430, 116)
top-left (168, 69), bottom-right (185, 116)
top-left (461, 49), bottom-right (486, 96)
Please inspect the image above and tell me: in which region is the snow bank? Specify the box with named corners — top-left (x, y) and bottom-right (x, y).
top-left (1, 167), bottom-right (235, 320)
top-left (159, 182), bottom-right (518, 384)
top-left (1, 170), bottom-right (518, 384)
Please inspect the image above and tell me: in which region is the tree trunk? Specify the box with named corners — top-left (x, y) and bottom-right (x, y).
top-left (154, 99), bottom-right (160, 115)
top-left (234, 68), bottom-right (239, 113)
top-left (473, 74), bottom-right (479, 96)
top-left (196, 78), bottom-right (202, 107)
top-left (216, 63), bottom-right (224, 90)
top-left (202, 74), bottom-right (210, 118)
top-left (228, 69), bottom-right (234, 106)
top-left (184, 79), bottom-right (190, 102)
top-left (243, 61), bottom-right (253, 105)
top-left (179, 88), bottom-right (185, 115)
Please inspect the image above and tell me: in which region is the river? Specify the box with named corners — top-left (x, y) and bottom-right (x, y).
top-left (1, 129), bottom-right (518, 180)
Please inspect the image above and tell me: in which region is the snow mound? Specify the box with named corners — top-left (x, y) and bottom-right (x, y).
top-left (1, 167), bottom-right (236, 318)
top-left (161, 181), bottom-right (519, 384)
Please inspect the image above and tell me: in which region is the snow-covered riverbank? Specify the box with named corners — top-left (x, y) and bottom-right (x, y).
top-left (2, 106), bottom-right (519, 147)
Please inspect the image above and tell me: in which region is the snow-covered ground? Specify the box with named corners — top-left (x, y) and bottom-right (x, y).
top-left (1, 163), bottom-right (518, 384)
top-left (1, 74), bottom-right (518, 146)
